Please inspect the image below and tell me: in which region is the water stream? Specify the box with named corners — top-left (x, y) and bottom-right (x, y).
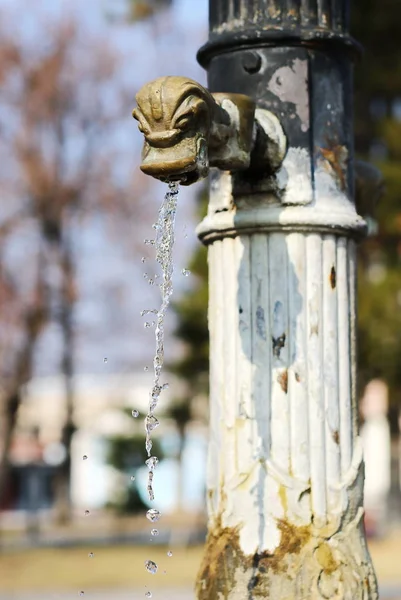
top-left (140, 181), bottom-right (180, 584)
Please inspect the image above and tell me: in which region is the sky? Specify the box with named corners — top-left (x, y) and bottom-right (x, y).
top-left (0, 0), bottom-right (209, 378)
top-left (0, 0), bottom-right (210, 519)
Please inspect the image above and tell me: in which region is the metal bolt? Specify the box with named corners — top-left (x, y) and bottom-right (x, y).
top-left (242, 51), bottom-right (262, 74)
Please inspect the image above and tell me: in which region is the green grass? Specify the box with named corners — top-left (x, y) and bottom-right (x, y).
top-left (0, 544), bottom-right (203, 592)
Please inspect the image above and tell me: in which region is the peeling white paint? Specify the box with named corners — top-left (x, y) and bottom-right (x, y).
top-left (254, 108), bottom-right (287, 170)
top-left (267, 59), bottom-right (309, 132)
top-left (199, 169), bottom-right (378, 596)
top-left (276, 146), bottom-right (313, 205)
top-left (206, 230), bottom-right (369, 541)
top-left (208, 168), bottom-right (233, 215)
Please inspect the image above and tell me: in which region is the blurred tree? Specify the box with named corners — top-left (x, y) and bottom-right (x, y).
top-left (104, 0), bottom-right (173, 23)
top-left (0, 13), bottom-right (146, 522)
top-left (167, 186), bottom-right (209, 509)
top-left (129, 0), bottom-right (173, 20)
top-left (352, 1), bottom-right (401, 404)
top-left (0, 242), bottom-right (48, 510)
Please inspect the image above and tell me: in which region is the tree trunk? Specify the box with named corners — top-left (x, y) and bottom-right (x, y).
top-left (53, 241), bottom-right (76, 525)
top-left (0, 293), bottom-right (47, 513)
top-left (0, 392), bottom-right (20, 509)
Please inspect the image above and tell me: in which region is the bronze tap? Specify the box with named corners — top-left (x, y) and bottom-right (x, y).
top-left (133, 76), bottom-right (287, 185)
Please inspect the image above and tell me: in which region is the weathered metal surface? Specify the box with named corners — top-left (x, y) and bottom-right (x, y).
top-left (199, 0), bottom-right (359, 66)
top-left (132, 76), bottom-right (286, 185)
top-left (197, 228), bottom-right (378, 598)
top-left (208, 0), bottom-right (350, 32)
top-left (194, 1), bottom-right (378, 598)
top-left (203, 46), bottom-right (355, 207)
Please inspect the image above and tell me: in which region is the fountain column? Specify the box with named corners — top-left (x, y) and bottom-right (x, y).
top-left (196, 1), bottom-right (378, 598)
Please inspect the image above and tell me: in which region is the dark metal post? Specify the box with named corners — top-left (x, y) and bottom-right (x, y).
top-left (198, 0), bottom-right (358, 202)
top-left (194, 2), bottom-right (379, 599)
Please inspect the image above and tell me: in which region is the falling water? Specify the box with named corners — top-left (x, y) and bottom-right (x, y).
top-left (144, 181), bottom-right (179, 502)
top-left (140, 182), bottom-right (179, 590)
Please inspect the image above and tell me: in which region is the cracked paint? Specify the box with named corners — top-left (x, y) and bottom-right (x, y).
top-left (267, 59), bottom-right (309, 133)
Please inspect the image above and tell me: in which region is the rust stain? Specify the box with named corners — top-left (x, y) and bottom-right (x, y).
top-left (319, 142), bottom-right (348, 191)
top-left (310, 323), bottom-right (319, 336)
top-left (257, 520), bottom-right (311, 575)
top-left (332, 430), bottom-right (340, 445)
top-left (196, 514), bottom-right (239, 600)
top-left (278, 484), bottom-right (288, 515)
top-left (267, 6), bottom-right (281, 18)
top-left (330, 266), bottom-right (336, 289)
top-left (277, 370), bottom-right (288, 394)
top-left (196, 512), bottom-right (312, 600)
top-left (315, 543), bottom-right (338, 575)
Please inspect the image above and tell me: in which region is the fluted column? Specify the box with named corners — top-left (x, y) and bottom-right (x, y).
top-left (196, 0), bottom-right (377, 598)
top-left (196, 170), bottom-right (377, 599)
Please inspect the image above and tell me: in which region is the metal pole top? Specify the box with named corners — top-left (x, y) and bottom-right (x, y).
top-left (198, 0), bottom-right (360, 66)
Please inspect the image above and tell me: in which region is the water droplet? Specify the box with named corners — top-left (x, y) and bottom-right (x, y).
top-left (146, 508), bottom-right (161, 522)
top-left (144, 366), bottom-right (149, 372)
top-left (83, 455), bottom-right (88, 461)
top-left (162, 383), bottom-right (169, 390)
top-left (152, 223), bottom-right (158, 230)
top-left (145, 559), bottom-right (158, 574)
top-left (147, 470), bottom-right (154, 500)
top-left (146, 456), bottom-right (159, 471)
top-left (130, 475), bottom-right (135, 482)
top-left (148, 279), bottom-right (155, 286)
top-left (141, 256), bottom-right (147, 263)
top-left (163, 570), bottom-right (167, 575)
top-left (182, 269), bottom-right (191, 277)
top-left (145, 438), bottom-right (153, 454)
top-left (144, 322), bottom-right (151, 328)
top-left (150, 385), bottom-right (162, 406)
top-left (84, 510), bottom-right (90, 516)
top-left (144, 239), bottom-right (155, 246)
top-left (103, 357), bottom-right (108, 363)
top-left (167, 550), bottom-right (173, 557)
top-left (80, 593), bottom-right (85, 597)
top-left (132, 409), bottom-right (139, 418)
top-left (151, 528), bottom-right (159, 536)
top-left (141, 309), bottom-right (158, 317)
top-left (88, 552), bottom-right (94, 558)
top-left (145, 592), bottom-right (152, 598)
top-left (145, 415), bottom-right (159, 433)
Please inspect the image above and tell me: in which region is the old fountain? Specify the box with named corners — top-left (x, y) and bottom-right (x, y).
top-left (132, 1), bottom-right (382, 598)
